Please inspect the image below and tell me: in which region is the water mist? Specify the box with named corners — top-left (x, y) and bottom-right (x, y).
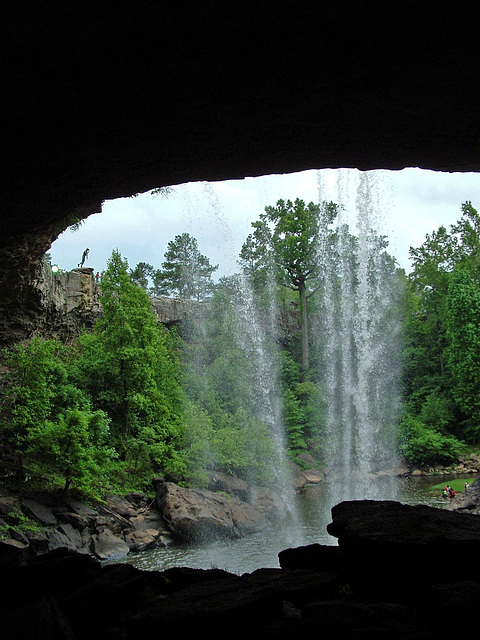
top-left (315, 171), bottom-right (404, 509)
top-left (230, 273), bottom-right (305, 544)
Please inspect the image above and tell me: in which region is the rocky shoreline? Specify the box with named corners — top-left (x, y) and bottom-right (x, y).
top-left (3, 496), bottom-right (480, 639)
top-left (1, 454), bottom-right (479, 563)
top-left (0, 471), bottom-right (299, 562)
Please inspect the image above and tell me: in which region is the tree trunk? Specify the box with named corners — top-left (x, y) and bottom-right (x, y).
top-left (299, 280), bottom-right (309, 371)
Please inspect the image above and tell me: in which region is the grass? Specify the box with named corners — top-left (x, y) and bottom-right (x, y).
top-left (430, 478), bottom-right (472, 493)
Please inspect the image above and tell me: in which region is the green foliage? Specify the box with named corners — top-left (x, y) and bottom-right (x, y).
top-left (6, 198), bottom-right (480, 500)
top-left (240, 198), bottom-right (339, 371)
top-left (280, 351), bottom-right (325, 459)
top-left (402, 201), bottom-right (480, 452)
top-left (26, 407), bottom-right (115, 498)
top-left (283, 388), bottom-right (307, 456)
top-left (0, 510), bottom-right (45, 542)
top-left (0, 337), bottom-right (116, 498)
top-left (399, 415), bottom-right (464, 466)
top-left (77, 250), bottom-right (185, 489)
top-left (130, 262), bottom-right (154, 290)
top-left (151, 233), bottom-right (218, 300)
top-left (446, 267), bottom-right (480, 442)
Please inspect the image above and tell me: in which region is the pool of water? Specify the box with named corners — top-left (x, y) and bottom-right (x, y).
top-left (113, 474), bottom-right (467, 576)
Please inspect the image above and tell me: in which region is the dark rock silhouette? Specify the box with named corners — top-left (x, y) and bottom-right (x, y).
top-left (2, 499), bottom-right (480, 638)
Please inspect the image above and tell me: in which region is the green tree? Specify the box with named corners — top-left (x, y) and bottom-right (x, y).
top-left (152, 233), bottom-right (218, 300)
top-left (399, 415), bottom-right (463, 467)
top-left (130, 262), bottom-right (154, 290)
top-left (26, 407), bottom-right (114, 497)
top-left (446, 267), bottom-right (480, 442)
top-left (239, 219), bottom-right (275, 290)
top-left (240, 199), bottom-right (338, 371)
top-left (402, 200), bottom-right (480, 448)
top-left (0, 337), bottom-right (114, 497)
top-left (77, 250), bottom-right (184, 488)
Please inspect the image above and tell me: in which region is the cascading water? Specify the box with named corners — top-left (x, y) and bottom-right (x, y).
top-left (230, 272), bottom-right (304, 543)
top-left (180, 183), bottom-right (304, 543)
top-left (315, 171), bottom-right (404, 509)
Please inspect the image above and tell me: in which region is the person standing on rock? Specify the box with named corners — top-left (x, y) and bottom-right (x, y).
top-left (78, 248), bottom-right (89, 267)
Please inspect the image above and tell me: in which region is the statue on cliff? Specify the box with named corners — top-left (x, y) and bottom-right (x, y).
top-left (78, 248), bottom-right (90, 267)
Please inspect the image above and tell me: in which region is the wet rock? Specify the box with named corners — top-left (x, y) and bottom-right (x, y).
top-left (208, 471), bottom-right (250, 501)
top-left (156, 482), bottom-right (271, 542)
top-left (125, 528), bottom-right (163, 552)
top-left (104, 493), bottom-right (138, 519)
top-left (21, 499), bottom-right (58, 526)
top-left (301, 469), bottom-right (324, 484)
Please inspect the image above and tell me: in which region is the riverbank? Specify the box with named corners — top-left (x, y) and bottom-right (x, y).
top-left (0, 472), bottom-right (294, 562)
top-left (406, 450), bottom-right (480, 477)
top-left (1, 451), bottom-right (479, 564)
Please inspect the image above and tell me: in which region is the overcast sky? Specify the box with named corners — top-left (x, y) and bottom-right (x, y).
top-left (49, 168), bottom-right (480, 279)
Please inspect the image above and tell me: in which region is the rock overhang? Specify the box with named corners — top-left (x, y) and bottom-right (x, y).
top-left (2, 2), bottom-right (480, 340)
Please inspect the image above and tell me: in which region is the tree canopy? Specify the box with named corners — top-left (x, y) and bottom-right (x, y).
top-left (240, 198), bottom-right (338, 371)
top-left (151, 233), bottom-right (218, 301)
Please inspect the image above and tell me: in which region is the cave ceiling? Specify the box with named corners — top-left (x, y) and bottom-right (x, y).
top-left (1, 2), bottom-right (480, 341)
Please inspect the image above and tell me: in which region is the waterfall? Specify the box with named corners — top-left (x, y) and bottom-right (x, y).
top-left (229, 273), bottom-right (305, 542)
top-left (316, 171), bottom-right (404, 508)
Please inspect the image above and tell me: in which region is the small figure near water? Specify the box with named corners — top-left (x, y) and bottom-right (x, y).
top-left (443, 485), bottom-right (456, 499)
top-left (465, 481), bottom-right (470, 491)
top-left (78, 248), bottom-right (90, 267)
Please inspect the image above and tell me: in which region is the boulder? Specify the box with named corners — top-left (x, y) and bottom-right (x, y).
top-left (302, 469), bottom-right (324, 484)
top-left (104, 493), bottom-right (138, 519)
top-left (91, 528), bottom-right (130, 561)
top-left (0, 497), bottom-right (22, 519)
top-left (326, 499), bottom-right (480, 599)
top-left (156, 482), bottom-right (271, 542)
top-left (249, 486), bottom-right (285, 521)
top-left (1, 490), bottom-right (175, 561)
top-left (208, 471), bottom-right (250, 501)
top-left (21, 499), bottom-right (58, 526)
top-left (125, 528), bottom-right (164, 552)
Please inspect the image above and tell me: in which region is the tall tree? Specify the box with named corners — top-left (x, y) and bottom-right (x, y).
top-left (0, 337), bottom-right (113, 497)
top-left (446, 267), bottom-right (480, 442)
top-left (240, 198), bottom-right (338, 371)
top-left (129, 262), bottom-right (154, 290)
top-left (403, 200), bottom-right (480, 448)
top-left (152, 233), bottom-right (218, 301)
top-left (78, 250), bottom-right (184, 487)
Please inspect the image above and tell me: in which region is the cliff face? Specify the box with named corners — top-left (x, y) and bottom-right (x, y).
top-left (3, 264), bottom-right (301, 348)
top-left (0, 262), bottom-right (101, 346)
top-left (27, 263), bottom-right (103, 344)
top-left (3, 262), bottom-right (213, 346)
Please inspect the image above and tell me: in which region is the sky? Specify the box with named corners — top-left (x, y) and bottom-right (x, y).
top-left (49, 168), bottom-right (480, 279)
